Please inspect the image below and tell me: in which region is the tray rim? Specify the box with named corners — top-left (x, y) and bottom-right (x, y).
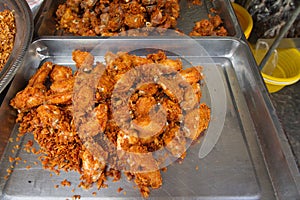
top-left (1, 37), bottom-right (299, 199)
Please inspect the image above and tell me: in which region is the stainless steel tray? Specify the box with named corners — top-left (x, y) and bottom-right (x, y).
top-left (0, 38), bottom-right (298, 199)
top-left (33, 0), bottom-right (242, 39)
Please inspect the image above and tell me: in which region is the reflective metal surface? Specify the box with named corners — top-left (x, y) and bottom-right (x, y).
top-left (0, 0), bottom-right (33, 94)
top-left (33, 0), bottom-right (242, 39)
top-left (0, 38), bottom-right (298, 199)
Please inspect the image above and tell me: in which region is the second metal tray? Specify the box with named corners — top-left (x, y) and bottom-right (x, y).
top-left (33, 0), bottom-right (242, 39)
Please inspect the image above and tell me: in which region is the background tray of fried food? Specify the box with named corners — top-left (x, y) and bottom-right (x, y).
top-left (33, 0), bottom-right (242, 38)
top-left (1, 37), bottom-right (297, 199)
top-left (0, 0), bottom-right (33, 94)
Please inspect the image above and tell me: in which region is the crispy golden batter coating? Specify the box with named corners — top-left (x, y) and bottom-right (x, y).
top-left (189, 15), bottom-right (228, 36)
top-left (0, 10), bottom-right (16, 71)
top-left (10, 50), bottom-right (210, 197)
top-left (55, 0), bottom-right (229, 37)
top-left (56, 0), bottom-right (180, 36)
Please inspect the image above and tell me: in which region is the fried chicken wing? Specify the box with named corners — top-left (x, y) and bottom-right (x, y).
top-left (50, 78), bottom-right (75, 93)
top-left (50, 65), bottom-right (73, 82)
top-left (10, 62), bottom-right (53, 111)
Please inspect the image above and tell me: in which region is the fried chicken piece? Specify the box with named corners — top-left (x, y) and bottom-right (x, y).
top-left (46, 91), bottom-right (73, 105)
top-left (132, 153), bottom-right (162, 197)
top-left (10, 87), bottom-right (46, 112)
top-left (10, 62), bottom-right (53, 111)
top-left (209, 14), bottom-right (222, 28)
top-left (190, 19), bottom-right (214, 36)
top-left (134, 96), bottom-right (156, 118)
top-left (189, 15), bottom-right (228, 36)
top-left (81, 148), bottom-right (106, 184)
top-left (117, 130), bottom-right (140, 151)
top-left (161, 98), bottom-right (182, 122)
top-left (180, 66), bottom-right (203, 84)
top-left (124, 14), bottom-right (145, 29)
top-left (94, 103), bottom-right (108, 132)
top-left (215, 26), bottom-right (228, 36)
top-left (28, 62), bottom-right (53, 87)
top-left (159, 58), bottom-right (183, 72)
top-left (72, 50), bottom-right (94, 69)
top-left (80, 0), bottom-right (98, 9)
top-left (117, 142), bottom-right (162, 196)
top-left (158, 75), bottom-right (184, 103)
top-left (138, 83), bottom-right (158, 96)
top-left (162, 125), bottom-right (186, 159)
top-left (50, 65), bottom-right (73, 82)
top-left (181, 83), bottom-right (201, 111)
top-left (36, 105), bottom-right (62, 128)
top-left (50, 78), bottom-right (75, 93)
top-left (183, 103), bottom-right (211, 140)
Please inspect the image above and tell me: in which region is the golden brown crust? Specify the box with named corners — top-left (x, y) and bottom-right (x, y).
top-left (10, 50), bottom-right (211, 198)
top-left (55, 0), bottom-right (180, 36)
top-left (189, 15), bottom-right (228, 36)
top-left (0, 10), bottom-right (16, 71)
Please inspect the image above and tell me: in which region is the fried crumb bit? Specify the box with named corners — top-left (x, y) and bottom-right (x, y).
top-left (123, 191), bottom-right (127, 196)
top-left (6, 168), bottom-right (12, 174)
top-left (11, 149), bottom-right (15, 153)
top-left (10, 165), bottom-right (14, 169)
top-left (92, 192), bottom-right (97, 196)
top-left (71, 188), bottom-right (75, 193)
top-left (26, 165), bottom-right (31, 170)
top-left (26, 140), bottom-right (33, 147)
top-left (31, 148), bottom-right (37, 154)
top-left (49, 173), bottom-right (53, 177)
top-left (16, 137), bottom-right (20, 142)
top-left (15, 157), bottom-right (22, 161)
top-left (106, 168), bottom-right (121, 182)
top-left (15, 161), bottom-right (19, 165)
top-left (161, 167), bottom-right (168, 172)
top-left (210, 7), bottom-right (217, 13)
top-left (14, 145), bottom-right (20, 149)
top-left (72, 195), bottom-right (81, 200)
top-left (33, 161), bottom-right (38, 165)
top-left (117, 187), bottom-right (123, 193)
top-left (9, 138), bottom-right (14, 143)
top-left (54, 170), bottom-right (60, 176)
top-left (0, 10), bottom-right (16, 71)
top-left (54, 185), bottom-right (59, 189)
top-left (125, 172), bottom-right (134, 181)
top-left (23, 160), bottom-right (27, 164)
top-left (195, 165), bottom-right (199, 171)
top-left (9, 156), bottom-right (14, 162)
top-left (61, 179), bottom-right (71, 187)
top-left (4, 175), bottom-right (9, 180)
top-left (24, 140), bottom-right (34, 152)
top-left (192, 0), bottom-right (202, 5)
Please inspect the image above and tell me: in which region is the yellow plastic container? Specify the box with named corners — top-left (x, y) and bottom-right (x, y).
top-left (232, 3), bottom-right (253, 39)
top-left (261, 48), bottom-right (300, 93)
